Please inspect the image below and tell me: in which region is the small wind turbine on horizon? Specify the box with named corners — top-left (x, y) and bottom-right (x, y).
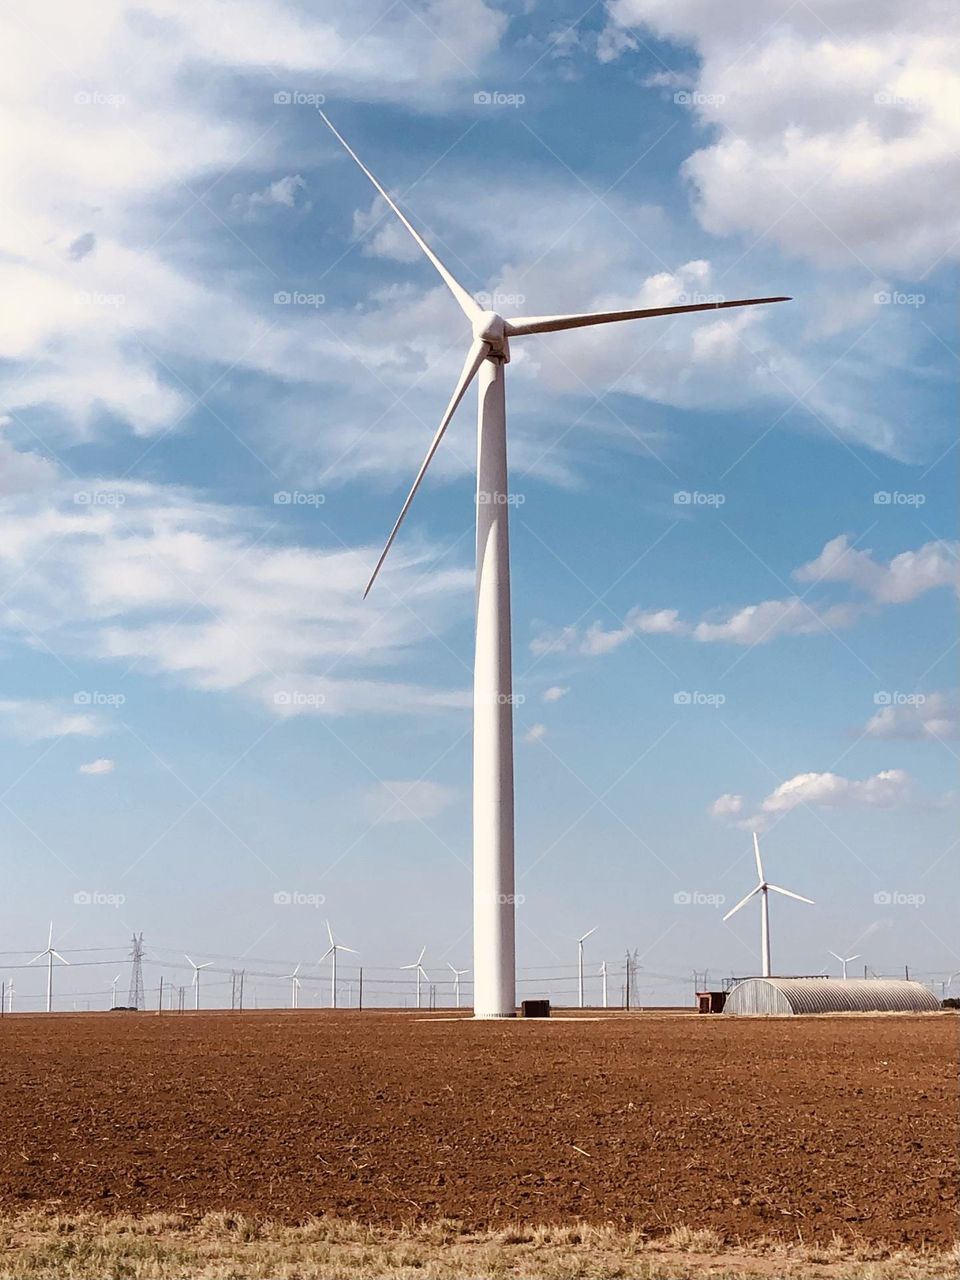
top-left (320, 922), bottom-right (357, 1009)
top-left (321, 112), bottom-right (791, 1018)
top-left (723, 833), bottom-right (814, 977)
top-left (829, 950), bottom-right (861, 980)
top-left (185, 955), bottom-right (213, 1011)
top-left (29, 923), bottom-right (70, 1013)
top-left (402, 946), bottom-right (430, 1010)
top-left (447, 963), bottom-right (469, 1009)
top-left (577, 928), bottom-right (596, 1009)
top-left (110, 973), bottom-right (121, 1007)
top-left (5, 979), bottom-right (14, 1013)
top-left (283, 963), bottom-right (302, 1009)
top-left (599, 959), bottom-right (608, 1009)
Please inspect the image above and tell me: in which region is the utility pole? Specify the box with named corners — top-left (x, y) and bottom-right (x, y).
top-left (238, 970), bottom-right (245, 1012)
top-left (358, 967), bottom-right (363, 1012)
top-left (158, 976), bottom-right (163, 1013)
top-left (624, 949), bottom-right (631, 1011)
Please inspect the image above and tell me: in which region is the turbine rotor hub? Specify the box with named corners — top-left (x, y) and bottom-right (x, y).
top-left (473, 309), bottom-right (510, 361)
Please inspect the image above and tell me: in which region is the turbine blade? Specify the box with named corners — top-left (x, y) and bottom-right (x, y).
top-left (417, 946), bottom-right (426, 965)
top-left (447, 962), bottom-right (457, 974)
top-left (578, 927), bottom-right (597, 943)
top-left (722, 885), bottom-right (761, 922)
top-left (505, 295), bottom-right (791, 338)
top-left (320, 112), bottom-right (480, 321)
top-left (339, 945), bottom-right (358, 954)
top-left (753, 831), bottom-right (764, 883)
top-left (27, 951), bottom-right (45, 966)
top-left (829, 951), bottom-right (843, 962)
top-left (51, 951), bottom-right (69, 965)
top-left (767, 884), bottom-right (815, 905)
top-left (320, 946), bottom-right (334, 962)
top-left (363, 338), bottom-right (488, 599)
top-left (326, 920), bottom-right (335, 947)
top-left (847, 954), bottom-right (861, 962)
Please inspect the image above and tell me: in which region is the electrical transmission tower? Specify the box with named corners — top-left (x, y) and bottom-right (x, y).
top-left (127, 932), bottom-right (145, 1011)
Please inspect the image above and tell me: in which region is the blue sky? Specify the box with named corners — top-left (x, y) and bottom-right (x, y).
top-left (0, 0), bottom-right (956, 1009)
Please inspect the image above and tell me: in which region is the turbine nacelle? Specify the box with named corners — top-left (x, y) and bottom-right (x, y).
top-left (473, 310), bottom-right (509, 362)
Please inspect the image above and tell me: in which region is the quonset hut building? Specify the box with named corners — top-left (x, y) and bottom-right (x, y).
top-left (724, 977), bottom-right (940, 1016)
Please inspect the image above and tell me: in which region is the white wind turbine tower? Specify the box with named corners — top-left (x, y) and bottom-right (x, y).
top-left (829, 950), bottom-right (861, 980)
top-left (723, 833), bottom-right (814, 977)
top-left (110, 973), bottom-right (121, 1007)
top-left (599, 960), bottom-right (608, 1009)
top-left (402, 947), bottom-right (430, 1010)
top-left (185, 955), bottom-right (213, 1011)
top-left (6, 980), bottom-right (14, 1013)
top-left (283, 963), bottom-right (302, 1009)
top-left (29, 923), bottom-right (70, 1013)
top-left (321, 112), bottom-right (790, 1018)
top-left (321, 922), bottom-right (357, 1009)
top-left (448, 963), bottom-right (469, 1009)
top-left (577, 928), bottom-right (596, 1009)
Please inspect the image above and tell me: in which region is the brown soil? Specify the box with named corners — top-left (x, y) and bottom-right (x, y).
top-left (0, 1011), bottom-right (955, 1248)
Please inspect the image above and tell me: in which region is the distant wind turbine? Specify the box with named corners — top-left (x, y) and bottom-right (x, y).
top-left (111, 973), bottom-right (121, 1007)
top-left (402, 946), bottom-right (430, 1010)
top-left (5, 979), bottom-right (14, 1013)
top-left (829, 951), bottom-right (861, 980)
top-left (29, 923), bottom-right (70, 1013)
top-left (185, 955), bottom-right (213, 1011)
top-left (282, 963), bottom-right (302, 1009)
top-left (321, 111), bottom-right (791, 1019)
top-left (723, 833), bottom-right (814, 976)
top-left (577, 928), bottom-right (596, 1009)
top-left (447, 963), bottom-right (469, 1009)
top-left (320, 922), bottom-right (357, 1009)
top-left (599, 960), bottom-right (608, 1010)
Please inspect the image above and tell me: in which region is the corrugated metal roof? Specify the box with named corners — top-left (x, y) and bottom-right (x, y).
top-left (724, 977), bottom-right (941, 1015)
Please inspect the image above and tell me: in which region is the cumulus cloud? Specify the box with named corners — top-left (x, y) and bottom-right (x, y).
top-left (542, 685), bottom-right (569, 703)
top-left (794, 535), bottom-right (960, 604)
top-left (232, 174), bottom-right (309, 219)
top-left (0, 699), bottom-right (104, 742)
top-left (79, 757), bottom-right (115, 775)
top-left (711, 767), bottom-right (916, 831)
top-left (604, 0), bottom-right (960, 275)
top-left (863, 692), bottom-right (958, 741)
top-left (708, 792), bottom-right (743, 820)
top-left (523, 723), bottom-right (547, 743)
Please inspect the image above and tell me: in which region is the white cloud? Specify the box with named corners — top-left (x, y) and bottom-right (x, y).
top-left (711, 767), bottom-right (916, 831)
top-left (692, 598), bottom-right (861, 645)
top-left (79, 757), bottom-right (115, 775)
top-left (523, 723), bottom-right (547, 743)
top-left (232, 174), bottom-right (309, 220)
top-left (0, 699), bottom-right (103, 742)
top-left (864, 692), bottom-right (958, 741)
top-left (794, 535), bottom-right (960, 604)
top-left (542, 685), bottom-right (569, 703)
top-left (708, 792), bottom-right (743, 820)
top-left (605, 0), bottom-right (960, 275)
top-left (365, 779), bottom-right (459, 824)
top-left (0, 481), bottom-right (472, 717)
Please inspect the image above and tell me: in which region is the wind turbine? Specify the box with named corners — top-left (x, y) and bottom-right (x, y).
top-left (320, 922), bottom-right (357, 1009)
top-left (29, 923), bottom-right (70, 1013)
top-left (321, 112), bottom-right (791, 1018)
top-left (723, 833), bottom-right (814, 977)
top-left (829, 950), bottom-right (861, 980)
top-left (447, 963), bottom-right (469, 1009)
top-left (185, 955), bottom-right (213, 1011)
top-left (110, 973), bottom-right (121, 1007)
top-left (599, 960), bottom-right (608, 1009)
top-left (5, 980), bottom-right (13, 1013)
top-left (577, 927), bottom-right (596, 1009)
top-left (282, 963), bottom-right (302, 1009)
top-left (402, 946), bottom-right (430, 1010)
